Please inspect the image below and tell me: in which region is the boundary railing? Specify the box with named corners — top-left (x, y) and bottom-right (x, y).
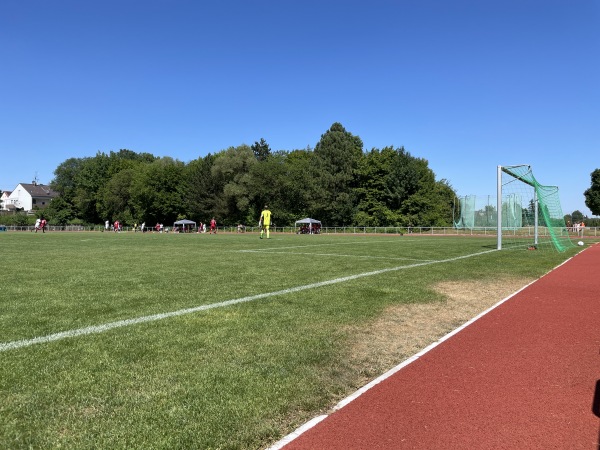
top-left (1, 225), bottom-right (598, 237)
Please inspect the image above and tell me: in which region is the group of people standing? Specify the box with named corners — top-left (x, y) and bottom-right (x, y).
top-left (297, 223), bottom-right (321, 234)
top-left (193, 218), bottom-right (216, 234)
top-left (569, 221), bottom-right (586, 236)
top-left (103, 220), bottom-right (151, 233)
top-left (97, 209), bottom-right (271, 237)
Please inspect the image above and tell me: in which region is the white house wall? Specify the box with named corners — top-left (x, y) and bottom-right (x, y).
top-left (0, 192), bottom-right (10, 211)
top-left (6, 184), bottom-right (33, 211)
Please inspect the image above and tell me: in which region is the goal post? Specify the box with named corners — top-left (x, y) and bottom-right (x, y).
top-left (497, 165), bottom-right (574, 252)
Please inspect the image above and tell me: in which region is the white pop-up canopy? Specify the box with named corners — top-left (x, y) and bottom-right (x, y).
top-left (174, 219), bottom-right (196, 227)
top-left (295, 218), bottom-right (321, 225)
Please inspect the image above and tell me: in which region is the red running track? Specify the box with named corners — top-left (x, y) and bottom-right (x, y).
top-left (278, 244), bottom-right (600, 449)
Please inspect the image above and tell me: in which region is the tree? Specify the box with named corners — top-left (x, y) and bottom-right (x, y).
top-left (391, 151), bottom-right (456, 227)
top-left (247, 152), bottom-right (284, 224)
top-left (277, 149), bottom-right (314, 222)
top-left (389, 148), bottom-right (431, 213)
top-left (129, 157), bottom-right (185, 224)
top-left (50, 150), bottom-right (159, 224)
top-left (311, 123), bottom-right (363, 225)
top-left (45, 126), bottom-right (458, 227)
top-left (50, 157), bottom-right (84, 221)
top-left (401, 181), bottom-right (455, 227)
top-left (210, 145), bottom-right (257, 224)
top-left (354, 147), bottom-right (398, 226)
top-left (571, 210), bottom-right (584, 224)
top-left (251, 138), bottom-right (271, 162)
top-left (584, 169), bottom-right (600, 216)
top-left (51, 157), bottom-right (84, 201)
top-left (247, 149), bottom-right (314, 226)
top-left (183, 154), bottom-right (219, 223)
top-left (69, 152), bottom-right (112, 224)
top-left (352, 145), bottom-right (456, 227)
top-left (42, 196), bottom-right (75, 225)
top-left (97, 168), bottom-right (136, 224)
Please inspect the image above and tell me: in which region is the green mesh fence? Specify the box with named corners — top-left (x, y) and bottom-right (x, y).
top-left (454, 195), bottom-right (496, 228)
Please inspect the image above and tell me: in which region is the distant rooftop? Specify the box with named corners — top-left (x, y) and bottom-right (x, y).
top-left (19, 183), bottom-right (59, 197)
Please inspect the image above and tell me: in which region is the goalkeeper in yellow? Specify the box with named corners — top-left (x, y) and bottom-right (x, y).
top-left (259, 205), bottom-right (272, 239)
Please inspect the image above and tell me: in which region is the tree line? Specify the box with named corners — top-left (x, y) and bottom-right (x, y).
top-left (40, 123), bottom-right (457, 228)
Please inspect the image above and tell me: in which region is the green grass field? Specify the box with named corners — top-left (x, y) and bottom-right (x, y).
top-left (0, 231), bottom-right (586, 449)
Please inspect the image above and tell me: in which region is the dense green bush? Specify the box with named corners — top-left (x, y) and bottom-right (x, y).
top-left (0, 213), bottom-right (35, 226)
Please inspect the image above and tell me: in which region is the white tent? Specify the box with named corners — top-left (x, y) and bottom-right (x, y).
top-left (294, 218), bottom-right (321, 225)
top-left (174, 219), bottom-right (196, 227)
top-left (173, 219), bottom-right (196, 232)
top-left (295, 218), bottom-right (321, 234)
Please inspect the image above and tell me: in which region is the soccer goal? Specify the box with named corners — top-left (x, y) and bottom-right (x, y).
top-left (497, 165), bottom-right (574, 251)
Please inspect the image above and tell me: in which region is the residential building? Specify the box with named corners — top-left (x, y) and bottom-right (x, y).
top-left (4, 183), bottom-right (59, 212)
top-left (0, 190), bottom-right (11, 211)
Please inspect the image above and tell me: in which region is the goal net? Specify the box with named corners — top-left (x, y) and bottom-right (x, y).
top-left (497, 165), bottom-right (574, 251)
top-left (453, 165), bottom-right (575, 252)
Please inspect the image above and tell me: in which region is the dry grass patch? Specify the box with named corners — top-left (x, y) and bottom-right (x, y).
top-left (346, 277), bottom-right (532, 385)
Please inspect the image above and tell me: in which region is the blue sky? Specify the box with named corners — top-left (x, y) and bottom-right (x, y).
top-left (1, 0), bottom-right (598, 216)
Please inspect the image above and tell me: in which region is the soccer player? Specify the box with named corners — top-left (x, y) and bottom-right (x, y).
top-left (210, 217), bottom-right (217, 234)
top-left (259, 205), bottom-right (271, 239)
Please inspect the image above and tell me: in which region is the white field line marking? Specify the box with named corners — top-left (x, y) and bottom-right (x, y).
top-left (0, 249), bottom-right (496, 353)
top-left (266, 254), bottom-right (575, 450)
top-left (247, 240), bottom-right (400, 251)
top-left (239, 250), bottom-right (434, 262)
